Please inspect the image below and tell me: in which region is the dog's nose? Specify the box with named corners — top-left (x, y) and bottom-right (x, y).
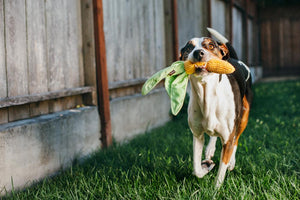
top-left (193, 49), bottom-right (205, 61)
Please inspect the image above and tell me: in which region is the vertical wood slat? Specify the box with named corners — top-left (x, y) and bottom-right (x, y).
top-left (81, 0), bottom-right (97, 105)
top-left (171, 0), bottom-right (178, 61)
top-left (46, 0), bottom-right (66, 113)
top-left (63, 0), bottom-right (83, 110)
top-left (210, 0), bottom-right (227, 36)
top-left (5, 0), bottom-right (30, 121)
top-left (26, 0), bottom-right (49, 116)
top-left (164, 0), bottom-right (174, 65)
top-left (244, 0), bottom-right (249, 65)
top-left (64, 0), bottom-right (82, 89)
top-left (177, 0), bottom-right (205, 48)
top-left (291, 19), bottom-right (300, 67)
top-left (0, 0), bottom-right (8, 124)
top-left (232, 7), bottom-right (243, 60)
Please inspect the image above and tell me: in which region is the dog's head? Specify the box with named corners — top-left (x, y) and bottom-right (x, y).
top-left (179, 37), bottom-right (229, 75)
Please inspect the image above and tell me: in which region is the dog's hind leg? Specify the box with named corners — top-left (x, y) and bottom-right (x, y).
top-left (205, 136), bottom-right (217, 160)
top-left (215, 132), bottom-right (236, 188)
top-left (193, 134), bottom-right (211, 178)
top-left (229, 95), bottom-right (250, 171)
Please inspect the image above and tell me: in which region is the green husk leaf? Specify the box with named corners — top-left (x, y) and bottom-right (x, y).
top-left (142, 61), bottom-right (185, 95)
top-left (142, 60), bottom-right (188, 116)
top-left (170, 72), bottom-right (189, 115)
top-left (165, 75), bottom-right (176, 97)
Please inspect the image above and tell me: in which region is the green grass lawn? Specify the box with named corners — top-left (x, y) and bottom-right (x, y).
top-left (4, 80), bottom-right (300, 199)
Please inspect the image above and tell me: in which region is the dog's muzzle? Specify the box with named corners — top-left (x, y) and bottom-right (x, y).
top-left (193, 49), bottom-right (205, 62)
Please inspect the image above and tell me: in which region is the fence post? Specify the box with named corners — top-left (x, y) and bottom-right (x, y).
top-left (171, 0), bottom-right (179, 61)
top-left (92, 0), bottom-right (112, 148)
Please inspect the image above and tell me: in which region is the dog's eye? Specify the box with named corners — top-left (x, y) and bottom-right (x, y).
top-left (208, 43), bottom-right (214, 50)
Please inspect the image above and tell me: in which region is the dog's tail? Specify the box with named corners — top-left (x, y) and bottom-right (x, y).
top-left (207, 27), bottom-right (238, 60)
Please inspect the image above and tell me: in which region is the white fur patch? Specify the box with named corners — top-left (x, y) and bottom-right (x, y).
top-left (188, 74), bottom-right (236, 143)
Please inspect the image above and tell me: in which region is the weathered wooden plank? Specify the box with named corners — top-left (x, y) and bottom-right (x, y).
top-left (81, 0), bottom-right (97, 105)
top-left (136, 0), bottom-right (147, 82)
top-left (45, 0), bottom-right (67, 112)
top-left (211, 0), bottom-right (227, 37)
top-left (265, 21), bottom-right (272, 68)
top-left (132, 0), bottom-right (142, 79)
top-left (0, 108), bottom-right (8, 124)
top-left (247, 19), bottom-right (253, 65)
top-left (45, 0), bottom-right (66, 91)
top-left (232, 7), bottom-right (243, 60)
top-left (108, 78), bottom-right (147, 90)
top-left (282, 19), bottom-right (292, 67)
top-left (177, 0), bottom-right (205, 48)
top-left (154, 0), bottom-right (167, 70)
top-left (0, 0), bottom-right (6, 98)
top-left (65, 0), bottom-right (82, 88)
top-left (271, 20), bottom-right (280, 68)
top-left (291, 19), bottom-right (300, 67)
top-left (77, 0), bottom-right (85, 87)
top-left (5, 0), bottom-right (30, 121)
top-left (0, 86), bottom-right (94, 108)
top-left (164, 0), bottom-right (174, 65)
top-left (0, 0), bottom-right (8, 123)
top-left (64, 0), bottom-right (84, 110)
top-left (260, 21), bottom-right (268, 68)
top-left (26, 0), bottom-right (49, 116)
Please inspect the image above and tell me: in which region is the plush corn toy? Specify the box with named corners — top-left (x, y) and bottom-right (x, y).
top-left (142, 59), bottom-right (235, 115)
top-left (184, 59), bottom-right (235, 75)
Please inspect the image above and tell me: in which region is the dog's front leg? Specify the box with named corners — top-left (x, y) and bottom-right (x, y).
top-left (193, 135), bottom-right (211, 178)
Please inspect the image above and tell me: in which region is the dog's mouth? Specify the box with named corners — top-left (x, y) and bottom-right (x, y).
top-left (194, 64), bottom-right (209, 76)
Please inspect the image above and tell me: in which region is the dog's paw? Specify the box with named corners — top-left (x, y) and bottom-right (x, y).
top-left (201, 159), bottom-right (215, 172)
top-left (193, 160), bottom-right (215, 178)
top-left (193, 170), bottom-right (209, 178)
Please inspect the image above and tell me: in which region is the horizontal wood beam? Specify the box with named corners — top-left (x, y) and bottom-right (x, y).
top-left (108, 78), bottom-right (147, 90)
top-left (0, 86), bottom-right (94, 108)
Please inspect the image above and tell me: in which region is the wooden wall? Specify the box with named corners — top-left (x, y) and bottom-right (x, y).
top-left (0, 0), bottom-right (97, 124)
top-left (260, 5), bottom-right (300, 76)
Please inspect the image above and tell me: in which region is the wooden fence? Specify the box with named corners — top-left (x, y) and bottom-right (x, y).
top-left (104, 0), bottom-right (260, 99)
top-left (0, 0), bottom-right (97, 124)
top-left (260, 5), bottom-right (300, 76)
top-left (0, 0), bottom-right (260, 124)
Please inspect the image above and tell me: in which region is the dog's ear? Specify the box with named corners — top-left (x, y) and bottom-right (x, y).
top-left (179, 41), bottom-right (195, 61)
top-left (218, 43), bottom-right (229, 60)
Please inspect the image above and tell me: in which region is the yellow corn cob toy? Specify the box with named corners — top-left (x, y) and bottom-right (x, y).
top-left (184, 59), bottom-right (235, 74)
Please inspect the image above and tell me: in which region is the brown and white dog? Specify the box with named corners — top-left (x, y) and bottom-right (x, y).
top-left (180, 28), bottom-right (252, 187)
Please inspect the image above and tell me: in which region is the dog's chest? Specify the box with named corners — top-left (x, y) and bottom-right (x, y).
top-left (188, 74), bottom-right (236, 137)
